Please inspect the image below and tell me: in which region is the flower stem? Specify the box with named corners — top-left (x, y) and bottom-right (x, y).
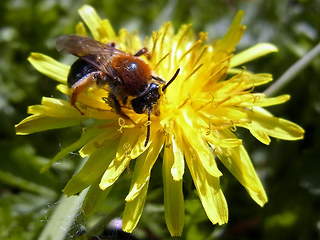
top-left (264, 42), bottom-right (320, 97)
top-left (38, 188), bottom-right (89, 240)
top-left (38, 160), bottom-right (88, 240)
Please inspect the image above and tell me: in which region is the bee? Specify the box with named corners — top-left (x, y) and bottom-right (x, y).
top-left (56, 35), bottom-right (180, 146)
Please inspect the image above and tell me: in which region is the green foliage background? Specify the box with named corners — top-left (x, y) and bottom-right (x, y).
top-left (1, 0), bottom-right (319, 239)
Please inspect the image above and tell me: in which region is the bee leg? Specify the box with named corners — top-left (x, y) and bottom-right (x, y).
top-left (107, 93), bottom-right (132, 120)
top-left (107, 93), bottom-right (121, 113)
top-left (73, 101), bottom-right (84, 115)
top-left (70, 90), bottom-right (85, 115)
top-left (134, 47), bottom-right (149, 58)
top-left (151, 75), bottom-right (166, 84)
top-left (122, 96), bottom-right (128, 105)
top-left (70, 71), bottom-right (100, 115)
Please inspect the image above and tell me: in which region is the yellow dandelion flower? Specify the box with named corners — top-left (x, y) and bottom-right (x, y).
top-left (15, 5), bottom-right (304, 236)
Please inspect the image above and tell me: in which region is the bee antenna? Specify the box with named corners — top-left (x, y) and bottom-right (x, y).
top-left (144, 109), bottom-right (151, 147)
top-left (162, 68), bottom-right (180, 92)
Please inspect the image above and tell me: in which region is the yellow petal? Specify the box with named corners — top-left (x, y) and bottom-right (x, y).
top-left (15, 98), bottom-right (83, 135)
top-left (79, 124), bottom-right (119, 157)
top-left (99, 128), bottom-right (146, 190)
top-left (36, 97), bottom-right (83, 117)
top-left (76, 22), bottom-right (88, 36)
top-left (63, 141), bottom-right (118, 196)
top-left (100, 19), bottom-right (116, 40)
top-left (214, 73), bottom-right (272, 95)
top-left (214, 131), bottom-right (268, 206)
top-left (15, 114), bottom-right (79, 135)
top-left (170, 133), bottom-right (185, 181)
top-left (202, 106), bottom-right (248, 124)
top-left (125, 130), bottom-right (164, 201)
top-left (163, 138), bottom-right (184, 236)
top-left (179, 111), bottom-right (222, 177)
top-left (122, 181), bottom-right (149, 233)
top-left (78, 5), bottom-right (115, 41)
top-left (214, 10), bottom-right (245, 54)
top-left (78, 5), bottom-right (101, 40)
top-left (230, 43), bottom-right (278, 68)
top-left (56, 84), bottom-right (69, 94)
top-left (242, 73), bottom-right (273, 87)
top-left (114, 127), bottom-right (141, 161)
top-left (197, 117), bottom-right (243, 148)
top-left (205, 134), bottom-right (243, 148)
top-left (250, 129), bottom-right (271, 145)
top-left (99, 156), bottom-right (131, 190)
top-left (28, 53), bottom-right (69, 83)
top-left (185, 147), bottom-right (228, 225)
top-left (241, 107), bottom-right (305, 142)
top-left (238, 94), bottom-right (290, 108)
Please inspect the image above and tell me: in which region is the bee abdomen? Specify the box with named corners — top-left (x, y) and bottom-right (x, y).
top-left (67, 59), bottom-right (97, 88)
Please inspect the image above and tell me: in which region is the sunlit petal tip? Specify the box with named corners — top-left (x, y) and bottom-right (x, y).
top-left (122, 182), bottom-right (149, 233)
top-left (249, 188), bottom-right (268, 207)
top-left (230, 43), bottom-right (278, 67)
top-left (79, 4), bottom-right (116, 41)
top-left (237, 9), bottom-right (244, 17)
top-left (171, 168), bottom-right (183, 181)
top-left (28, 53), bottom-right (69, 83)
top-left (15, 121), bottom-right (31, 135)
top-left (78, 5), bottom-right (102, 40)
top-left (78, 5), bottom-right (100, 22)
top-left (98, 182), bottom-right (107, 191)
top-left (99, 173), bottom-right (116, 190)
top-left (215, 9), bottom-right (245, 53)
top-left (125, 179), bottom-right (149, 202)
top-left (76, 22), bottom-right (88, 36)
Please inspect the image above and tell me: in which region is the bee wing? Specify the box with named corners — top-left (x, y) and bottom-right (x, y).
top-left (56, 35), bottom-right (122, 76)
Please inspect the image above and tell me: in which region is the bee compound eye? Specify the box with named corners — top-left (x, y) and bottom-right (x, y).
top-left (131, 83), bottom-right (161, 114)
top-left (131, 97), bottom-right (146, 114)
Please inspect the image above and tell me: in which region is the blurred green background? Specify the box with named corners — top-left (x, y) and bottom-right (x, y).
top-left (1, 0), bottom-right (320, 239)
